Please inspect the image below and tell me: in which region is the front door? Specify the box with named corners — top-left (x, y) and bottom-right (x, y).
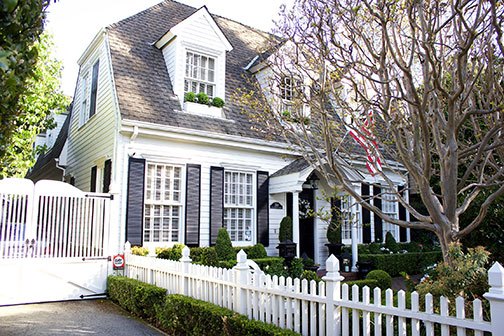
top-left (299, 188), bottom-right (314, 260)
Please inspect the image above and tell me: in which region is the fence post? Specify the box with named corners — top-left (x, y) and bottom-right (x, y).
top-left (233, 249), bottom-right (249, 315)
top-left (484, 262), bottom-right (504, 336)
top-left (323, 254), bottom-right (344, 336)
top-left (123, 241), bottom-right (131, 277)
top-left (179, 246), bottom-right (192, 296)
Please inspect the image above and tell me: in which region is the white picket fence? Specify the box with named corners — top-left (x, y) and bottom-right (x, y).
top-left (124, 244), bottom-right (504, 336)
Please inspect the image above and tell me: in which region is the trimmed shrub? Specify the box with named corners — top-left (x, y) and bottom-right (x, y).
top-left (343, 279), bottom-right (379, 290)
top-left (366, 270), bottom-right (392, 290)
top-left (234, 246), bottom-right (254, 256)
top-left (170, 243), bottom-right (185, 260)
top-left (200, 247), bottom-right (218, 267)
top-left (300, 270), bottom-right (322, 282)
top-left (288, 258), bottom-right (304, 279)
top-left (196, 92), bottom-right (209, 105)
top-left (217, 259), bottom-right (237, 269)
top-left (358, 251), bottom-right (443, 276)
top-left (107, 276), bottom-right (166, 319)
top-left (211, 97), bottom-right (225, 108)
top-left (368, 242), bottom-right (381, 254)
top-left (156, 294), bottom-right (299, 335)
top-left (156, 248), bottom-right (172, 260)
top-left (131, 246), bottom-right (149, 256)
top-left (185, 91), bottom-right (196, 102)
top-left (190, 247), bottom-right (205, 262)
top-left (385, 232), bottom-right (399, 253)
top-left (215, 227), bottom-right (235, 261)
top-left (326, 214), bottom-right (342, 244)
top-left (278, 216), bottom-right (293, 242)
top-left (248, 243), bottom-right (267, 259)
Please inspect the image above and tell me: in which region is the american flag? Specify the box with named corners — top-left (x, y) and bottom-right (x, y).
top-left (349, 110), bottom-right (382, 175)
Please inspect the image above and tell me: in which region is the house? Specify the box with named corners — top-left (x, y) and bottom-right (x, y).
top-left (29, 1), bottom-right (410, 268)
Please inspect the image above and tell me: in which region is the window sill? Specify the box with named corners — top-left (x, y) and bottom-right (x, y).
top-left (184, 101), bottom-right (223, 118)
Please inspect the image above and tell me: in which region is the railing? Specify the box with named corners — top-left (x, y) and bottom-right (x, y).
top-left (125, 244), bottom-right (504, 336)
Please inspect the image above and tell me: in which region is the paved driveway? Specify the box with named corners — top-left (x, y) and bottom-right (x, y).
top-left (0, 299), bottom-right (167, 336)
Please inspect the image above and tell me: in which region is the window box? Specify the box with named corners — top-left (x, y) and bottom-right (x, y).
top-left (184, 101), bottom-right (223, 118)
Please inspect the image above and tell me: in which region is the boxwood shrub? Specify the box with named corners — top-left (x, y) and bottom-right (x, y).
top-left (107, 276), bottom-right (299, 335)
top-left (359, 251), bottom-right (442, 276)
top-left (342, 279), bottom-right (379, 290)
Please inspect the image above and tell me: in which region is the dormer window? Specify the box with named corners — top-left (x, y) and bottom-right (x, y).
top-left (279, 76), bottom-right (309, 123)
top-left (184, 52), bottom-right (216, 98)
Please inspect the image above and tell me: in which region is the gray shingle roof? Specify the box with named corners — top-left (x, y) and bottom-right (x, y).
top-left (270, 158), bottom-right (310, 177)
top-left (106, 0), bottom-right (274, 139)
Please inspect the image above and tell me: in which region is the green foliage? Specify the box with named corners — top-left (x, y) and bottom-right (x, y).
top-left (156, 243), bottom-right (185, 261)
top-left (185, 91), bottom-right (196, 102)
top-left (343, 279), bottom-right (379, 290)
top-left (384, 232), bottom-right (399, 253)
top-left (131, 246), bottom-right (149, 256)
top-left (0, 0), bottom-right (49, 173)
top-left (303, 258), bottom-right (315, 268)
top-left (359, 251), bottom-right (443, 277)
top-left (211, 97), bottom-right (225, 108)
top-left (196, 92), bottom-right (209, 105)
top-left (107, 276), bottom-right (166, 319)
top-left (108, 276), bottom-right (298, 335)
top-left (366, 270), bottom-right (392, 290)
top-left (200, 247), bottom-right (218, 267)
top-left (1, 32), bottom-right (69, 177)
top-left (247, 243), bottom-right (267, 259)
top-left (215, 227), bottom-right (235, 261)
top-left (217, 260), bottom-right (237, 269)
top-left (404, 242), bottom-right (422, 252)
top-left (288, 258), bottom-right (304, 279)
top-left (190, 247), bottom-right (205, 262)
top-left (300, 270), bottom-right (322, 282)
top-left (368, 242), bottom-right (381, 254)
top-left (278, 216), bottom-right (293, 242)
top-left (327, 210), bottom-right (342, 244)
top-left (234, 246), bottom-right (254, 256)
top-left (156, 294), bottom-right (299, 336)
top-left (415, 244), bottom-right (490, 317)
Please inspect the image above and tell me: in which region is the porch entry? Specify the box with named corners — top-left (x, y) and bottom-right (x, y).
top-left (286, 189), bottom-right (315, 260)
top-left (0, 179), bottom-right (112, 306)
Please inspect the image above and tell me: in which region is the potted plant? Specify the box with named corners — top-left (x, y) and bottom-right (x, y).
top-left (276, 216), bottom-right (296, 263)
top-left (325, 215), bottom-right (344, 257)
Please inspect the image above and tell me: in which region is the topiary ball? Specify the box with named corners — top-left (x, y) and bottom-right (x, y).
top-left (366, 270), bottom-right (392, 290)
top-left (248, 243), bottom-right (267, 259)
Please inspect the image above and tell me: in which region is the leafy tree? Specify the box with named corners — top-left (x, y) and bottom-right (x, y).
top-left (237, 0), bottom-right (504, 261)
top-left (0, 33), bottom-right (69, 177)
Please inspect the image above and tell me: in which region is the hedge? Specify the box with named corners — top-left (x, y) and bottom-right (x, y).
top-left (251, 257), bottom-right (284, 270)
top-left (107, 276), bottom-right (299, 336)
top-left (343, 279), bottom-right (379, 290)
top-left (358, 251), bottom-right (442, 276)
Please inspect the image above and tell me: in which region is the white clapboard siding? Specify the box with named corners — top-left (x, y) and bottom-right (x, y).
top-left (125, 248), bottom-right (503, 336)
top-left (67, 34), bottom-right (116, 192)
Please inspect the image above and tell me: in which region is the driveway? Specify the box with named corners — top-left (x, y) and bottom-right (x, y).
top-left (0, 299), bottom-right (167, 336)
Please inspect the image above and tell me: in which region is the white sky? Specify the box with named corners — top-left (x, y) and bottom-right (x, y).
top-left (44, 0), bottom-right (293, 97)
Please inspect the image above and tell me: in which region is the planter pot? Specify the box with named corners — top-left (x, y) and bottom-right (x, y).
top-left (325, 243), bottom-right (344, 256)
top-left (356, 261), bottom-right (373, 279)
top-left (184, 101), bottom-right (223, 118)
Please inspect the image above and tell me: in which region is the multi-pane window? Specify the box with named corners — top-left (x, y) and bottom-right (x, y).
top-left (341, 195), bottom-right (352, 240)
top-left (184, 52), bottom-right (216, 97)
top-left (144, 163), bottom-right (182, 243)
top-left (381, 192), bottom-right (397, 240)
top-left (224, 171), bottom-right (254, 242)
top-left (279, 76), bottom-right (305, 118)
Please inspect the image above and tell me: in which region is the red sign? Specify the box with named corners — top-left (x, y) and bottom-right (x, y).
top-left (113, 254), bottom-right (125, 270)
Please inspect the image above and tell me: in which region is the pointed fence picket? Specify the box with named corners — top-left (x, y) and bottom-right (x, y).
top-left (124, 244), bottom-right (504, 336)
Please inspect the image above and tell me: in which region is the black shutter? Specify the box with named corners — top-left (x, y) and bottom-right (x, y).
top-left (103, 159), bottom-right (112, 193)
top-left (70, 176), bottom-right (75, 186)
top-left (126, 157), bottom-right (145, 246)
top-left (361, 183), bottom-right (371, 243)
top-left (185, 164), bottom-right (201, 247)
top-left (373, 185), bottom-right (383, 242)
top-left (209, 167), bottom-right (224, 246)
top-left (286, 192), bottom-right (293, 219)
top-left (90, 166), bottom-right (97, 192)
top-left (398, 185), bottom-right (407, 242)
top-left (257, 171), bottom-right (269, 247)
top-left (89, 59), bottom-right (100, 118)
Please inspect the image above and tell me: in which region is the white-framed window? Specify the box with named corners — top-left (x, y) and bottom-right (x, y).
top-left (224, 170), bottom-right (254, 243)
top-left (381, 191), bottom-right (398, 240)
top-left (184, 51), bottom-right (216, 97)
top-left (143, 163), bottom-right (183, 243)
top-left (79, 72), bottom-right (89, 127)
top-left (341, 195), bottom-right (352, 240)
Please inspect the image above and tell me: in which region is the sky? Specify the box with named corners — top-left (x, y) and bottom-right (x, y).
top-left (44, 0), bottom-right (294, 97)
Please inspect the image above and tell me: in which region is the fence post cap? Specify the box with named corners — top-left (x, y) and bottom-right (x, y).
top-left (236, 249), bottom-right (247, 264)
top-left (124, 241), bottom-right (131, 253)
top-left (323, 254), bottom-right (344, 282)
top-left (180, 246), bottom-right (191, 262)
top-left (487, 262), bottom-right (504, 296)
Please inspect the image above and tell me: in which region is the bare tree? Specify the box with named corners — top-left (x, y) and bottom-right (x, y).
top-left (237, 0), bottom-right (504, 261)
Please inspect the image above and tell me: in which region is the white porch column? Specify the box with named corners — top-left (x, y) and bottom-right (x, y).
top-left (351, 221), bottom-right (358, 272)
top-left (292, 191), bottom-right (300, 257)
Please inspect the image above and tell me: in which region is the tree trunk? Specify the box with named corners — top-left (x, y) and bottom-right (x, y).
top-left (436, 228), bottom-right (457, 264)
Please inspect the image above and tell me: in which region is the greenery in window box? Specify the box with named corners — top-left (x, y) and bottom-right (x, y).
top-left (211, 97), bottom-right (225, 108)
top-left (215, 227), bottom-right (235, 261)
top-left (278, 216), bottom-right (293, 242)
top-left (196, 92), bottom-right (209, 105)
top-left (184, 91), bottom-right (196, 102)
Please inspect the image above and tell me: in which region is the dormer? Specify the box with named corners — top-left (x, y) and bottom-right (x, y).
top-left (154, 7), bottom-right (233, 117)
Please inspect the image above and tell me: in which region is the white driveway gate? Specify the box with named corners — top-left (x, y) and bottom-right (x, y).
top-left (0, 179), bottom-right (113, 306)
